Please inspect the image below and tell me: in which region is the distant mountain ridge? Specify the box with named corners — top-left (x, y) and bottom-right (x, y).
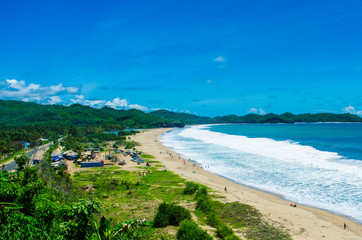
top-left (0, 100), bottom-right (361, 128)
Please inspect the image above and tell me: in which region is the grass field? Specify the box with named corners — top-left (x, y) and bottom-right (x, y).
top-left (71, 154), bottom-right (291, 240)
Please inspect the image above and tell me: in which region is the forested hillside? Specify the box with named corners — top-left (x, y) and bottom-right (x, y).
top-left (1, 100), bottom-right (361, 129)
top-left (0, 100), bottom-right (184, 129)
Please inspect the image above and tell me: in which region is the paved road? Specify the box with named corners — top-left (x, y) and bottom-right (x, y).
top-left (3, 144), bottom-right (50, 172)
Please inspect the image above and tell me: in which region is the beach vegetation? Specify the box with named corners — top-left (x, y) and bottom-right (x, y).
top-left (191, 184), bottom-right (290, 240)
top-left (225, 235), bottom-right (241, 240)
top-left (176, 220), bottom-right (212, 240)
top-left (183, 181), bottom-right (199, 195)
top-left (140, 154), bottom-right (155, 159)
top-left (206, 211), bottom-right (219, 227)
top-left (195, 186), bottom-right (209, 200)
top-left (153, 203), bottom-right (191, 227)
top-left (216, 202), bottom-right (291, 240)
top-left (216, 223), bottom-right (235, 239)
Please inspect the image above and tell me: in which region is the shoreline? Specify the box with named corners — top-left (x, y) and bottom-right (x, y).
top-left (132, 128), bottom-right (362, 240)
top-left (160, 124), bottom-right (362, 225)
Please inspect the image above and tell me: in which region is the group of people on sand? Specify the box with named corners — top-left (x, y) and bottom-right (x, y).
top-left (290, 203), bottom-right (297, 207)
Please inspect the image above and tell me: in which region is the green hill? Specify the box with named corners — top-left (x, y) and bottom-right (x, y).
top-left (0, 100), bottom-right (184, 129)
top-left (1, 100), bottom-right (361, 129)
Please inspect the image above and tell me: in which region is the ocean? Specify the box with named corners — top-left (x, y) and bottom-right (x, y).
top-left (160, 123), bottom-right (362, 224)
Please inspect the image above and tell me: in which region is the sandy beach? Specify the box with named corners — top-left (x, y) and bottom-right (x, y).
top-left (131, 128), bottom-right (362, 240)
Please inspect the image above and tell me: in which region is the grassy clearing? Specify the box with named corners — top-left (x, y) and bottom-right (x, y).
top-left (71, 153), bottom-right (291, 240)
top-left (72, 168), bottom-right (193, 239)
top-left (72, 168), bottom-right (193, 225)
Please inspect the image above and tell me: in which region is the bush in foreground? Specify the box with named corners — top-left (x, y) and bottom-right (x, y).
top-left (216, 223), bottom-right (234, 239)
top-left (183, 182), bottom-right (199, 195)
top-left (153, 203), bottom-right (191, 227)
top-left (176, 220), bottom-right (212, 240)
top-left (195, 186), bottom-right (208, 199)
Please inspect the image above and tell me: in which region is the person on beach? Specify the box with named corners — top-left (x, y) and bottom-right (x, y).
top-left (224, 186), bottom-right (227, 192)
top-left (344, 223), bottom-right (347, 229)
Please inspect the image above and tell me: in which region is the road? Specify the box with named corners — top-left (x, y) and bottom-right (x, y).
top-left (3, 143), bottom-right (51, 172)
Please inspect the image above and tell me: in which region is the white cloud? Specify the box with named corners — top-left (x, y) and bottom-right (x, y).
top-left (248, 107), bottom-right (267, 115)
top-left (342, 105), bottom-right (362, 115)
top-left (66, 86), bottom-right (79, 93)
top-left (1, 79), bottom-right (152, 112)
top-left (179, 109), bottom-right (192, 114)
top-left (129, 104), bottom-right (148, 111)
top-left (105, 97), bottom-right (128, 108)
top-left (0, 79), bottom-right (79, 102)
top-left (49, 83), bottom-right (65, 93)
top-left (22, 97), bottom-right (41, 102)
top-left (84, 99), bottom-right (106, 108)
top-left (48, 96), bottom-right (62, 105)
top-left (7, 79), bottom-right (26, 89)
top-left (70, 94), bottom-right (105, 108)
top-left (259, 108), bottom-right (267, 115)
top-left (214, 56), bottom-right (225, 62)
top-left (70, 95), bottom-right (148, 111)
top-left (70, 95), bottom-right (85, 104)
top-left (248, 108), bottom-right (257, 113)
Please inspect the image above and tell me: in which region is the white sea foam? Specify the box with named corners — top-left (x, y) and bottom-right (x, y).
top-left (160, 125), bottom-right (362, 223)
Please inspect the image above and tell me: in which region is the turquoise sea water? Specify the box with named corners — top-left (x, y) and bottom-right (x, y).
top-left (161, 123), bottom-right (362, 223)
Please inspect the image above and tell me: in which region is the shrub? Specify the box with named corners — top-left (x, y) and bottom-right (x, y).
top-left (153, 203), bottom-right (173, 227)
top-left (216, 223), bottom-right (234, 239)
top-left (206, 212), bottom-right (220, 227)
top-left (125, 141), bottom-right (135, 149)
top-left (176, 220), bottom-right (212, 240)
top-left (170, 205), bottom-right (192, 226)
top-left (196, 196), bottom-right (212, 213)
top-left (225, 235), bottom-right (240, 240)
top-left (195, 186), bottom-right (208, 199)
top-left (153, 203), bottom-right (191, 227)
top-left (183, 182), bottom-right (199, 195)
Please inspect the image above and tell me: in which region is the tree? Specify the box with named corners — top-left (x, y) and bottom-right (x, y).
top-left (14, 154), bottom-right (30, 172)
top-left (73, 142), bottom-right (84, 159)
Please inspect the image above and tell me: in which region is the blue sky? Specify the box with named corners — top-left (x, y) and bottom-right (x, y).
top-left (1, 0), bottom-right (362, 117)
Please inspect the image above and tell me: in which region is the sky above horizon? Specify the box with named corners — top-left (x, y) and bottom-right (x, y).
top-left (1, 0), bottom-right (362, 117)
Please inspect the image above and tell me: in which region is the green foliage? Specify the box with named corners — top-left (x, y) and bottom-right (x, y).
top-left (246, 222), bottom-right (291, 240)
top-left (206, 211), bottom-right (220, 228)
top-left (14, 154), bottom-right (30, 172)
top-left (216, 202), bottom-right (292, 240)
top-left (0, 100), bottom-right (185, 129)
top-left (196, 196), bottom-right (213, 213)
top-left (140, 154), bottom-right (155, 159)
top-left (225, 235), bottom-right (241, 240)
top-left (176, 220), bottom-right (212, 240)
top-left (0, 157), bottom-right (101, 240)
top-left (21, 166), bottom-right (39, 186)
top-left (195, 186), bottom-right (208, 199)
top-left (0, 171), bottom-right (19, 202)
top-left (98, 216), bottom-right (111, 240)
top-left (183, 182), bottom-right (199, 195)
top-left (125, 141), bottom-right (136, 149)
top-left (216, 223), bottom-right (234, 239)
top-left (153, 203), bottom-right (191, 227)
